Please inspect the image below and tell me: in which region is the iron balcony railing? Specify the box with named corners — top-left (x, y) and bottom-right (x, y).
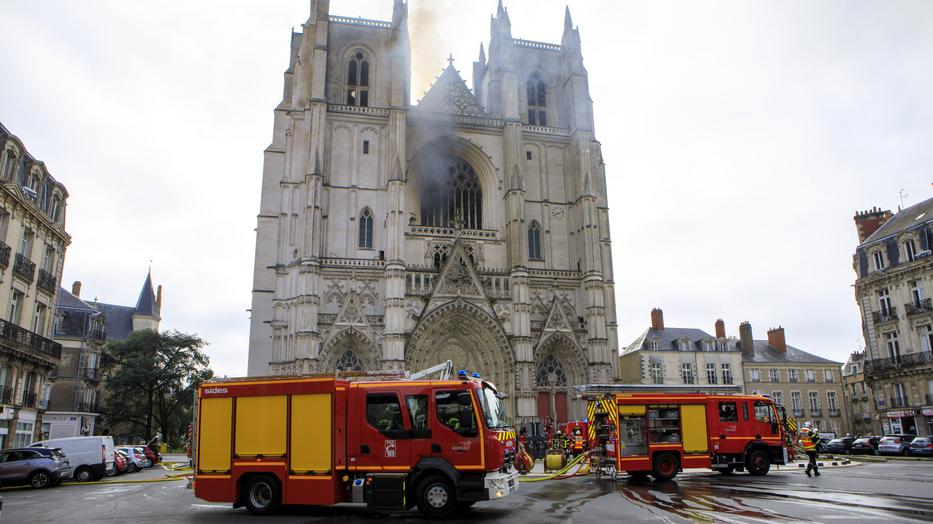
top-left (872, 307), bottom-right (898, 323)
top-left (37, 268), bottom-right (56, 294)
top-left (12, 253), bottom-right (35, 282)
top-left (0, 241), bottom-right (10, 268)
top-left (810, 409), bottom-right (822, 417)
top-left (889, 397), bottom-right (909, 408)
top-left (906, 298), bottom-right (933, 316)
top-left (865, 351), bottom-right (933, 375)
top-left (21, 391), bottom-right (37, 408)
top-left (793, 409), bottom-right (805, 418)
top-left (0, 316), bottom-right (63, 361)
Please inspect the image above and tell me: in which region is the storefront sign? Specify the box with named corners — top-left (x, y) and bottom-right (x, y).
top-left (886, 410), bottom-right (918, 418)
top-left (922, 408), bottom-right (933, 417)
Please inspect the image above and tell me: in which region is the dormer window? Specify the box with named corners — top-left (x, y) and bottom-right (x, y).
top-left (0, 149), bottom-right (17, 180)
top-left (904, 238), bottom-right (917, 262)
top-left (872, 250), bottom-right (886, 271)
top-left (648, 340), bottom-right (659, 350)
top-left (678, 339), bottom-right (690, 351)
top-left (346, 50), bottom-right (370, 107)
top-left (526, 74), bottom-right (547, 126)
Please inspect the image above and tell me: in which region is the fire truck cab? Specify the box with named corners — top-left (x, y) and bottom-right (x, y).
top-left (194, 370), bottom-right (518, 517)
top-left (582, 385), bottom-right (789, 481)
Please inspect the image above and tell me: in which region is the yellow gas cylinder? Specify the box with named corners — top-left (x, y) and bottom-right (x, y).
top-left (545, 450), bottom-right (565, 471)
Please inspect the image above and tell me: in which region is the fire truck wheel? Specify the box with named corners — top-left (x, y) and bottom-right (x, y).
top-left (651, 453), bottom-right (679, 481)
top-left (244, 475), bottom-right (281, 515)
top-left (416, 475), bottom-right (456, 518)
top-left (745, 449), bottom-right (771, 476)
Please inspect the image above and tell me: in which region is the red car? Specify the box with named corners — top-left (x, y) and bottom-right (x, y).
top-left (107, 449), bottom-right (128, 476)
top-left (142, 445), bottom-right (161, 466)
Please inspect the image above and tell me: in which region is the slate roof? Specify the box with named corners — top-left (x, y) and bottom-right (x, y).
top-left (741, 340), bottom-right (841, 365)
top-left (54, 287), bottom-right (102, 338)
top-left (622, 327), bottom-right (719, 355)
top-left (90, 302), bottom-right (136, 341)
top-left (862, 196), bottom-right (933, 245)
top-left (134, 271), bottom-right (159, 317)
top-left (56, 287), bottom-right (97, 312)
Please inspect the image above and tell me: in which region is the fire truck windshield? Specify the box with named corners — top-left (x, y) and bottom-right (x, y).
top-left (478, 386), bottom-right (509, 429)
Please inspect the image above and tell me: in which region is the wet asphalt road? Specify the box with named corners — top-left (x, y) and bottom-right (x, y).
top-left (3, 459), bottom-right (932, 523)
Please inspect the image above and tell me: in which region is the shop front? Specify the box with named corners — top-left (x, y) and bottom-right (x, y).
top-left (923, 407), bottom-right (933, 436)
top-left (885, 409), bottom-right (919, 434)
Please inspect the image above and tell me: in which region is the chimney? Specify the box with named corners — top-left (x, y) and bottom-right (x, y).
top-left (715, 319), bottom-right (725, 338)
top-left (767, 326), bottom-right (787, 353)
top-left (853, 206), bottom-right (893, 243)
top-left (72, 281), bottom-right (82, 298)
top-left (739, 321), bottom-right (754, 357)
top-left (156, 285), bottom-right (163, 308)
top-left (650, 308), bottom-right (664, 330)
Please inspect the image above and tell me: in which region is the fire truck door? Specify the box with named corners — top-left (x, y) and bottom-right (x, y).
top-left (349, 391), bottom-right (412, 471)
top-left (432, 390), bottom-right (484, 469)
top-left (752, 400), bottom-right (780, 438)
top-left (405, 394), bottom-right (432, 460)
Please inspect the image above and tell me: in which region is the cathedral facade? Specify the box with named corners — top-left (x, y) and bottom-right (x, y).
top-left (248, 0), bottom-right (619, 423)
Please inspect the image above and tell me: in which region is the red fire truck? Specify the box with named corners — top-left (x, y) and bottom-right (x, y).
top-left (581, 385), bottom-right (790, 481)
top-left (193, 367), bottom-right (518, 517)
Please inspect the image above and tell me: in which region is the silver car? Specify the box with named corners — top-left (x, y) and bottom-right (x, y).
top-left (0, 447), bottom-right (71, 488)
top-left (877, 434), bottom-right (916, 455)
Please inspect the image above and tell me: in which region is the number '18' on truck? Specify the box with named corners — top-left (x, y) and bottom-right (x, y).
top-left (193, 372), bottom-right (518, 517)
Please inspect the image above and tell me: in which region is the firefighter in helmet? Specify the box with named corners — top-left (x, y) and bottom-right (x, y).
top-left (799, 422), bottom-right (820, 477)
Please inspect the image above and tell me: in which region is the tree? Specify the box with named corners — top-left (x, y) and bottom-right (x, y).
top-left (103, 329), bottom-right (213, 447)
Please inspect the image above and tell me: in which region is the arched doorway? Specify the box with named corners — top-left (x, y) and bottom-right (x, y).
top-left (407, 300), bottom-right (514, 412)
top-left (320, 327), bottom-right (379, 372)
top-left (534, 334), bottom-right (587, 424)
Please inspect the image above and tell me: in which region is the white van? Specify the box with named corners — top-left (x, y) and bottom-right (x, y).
top-left (29, 436), bottom-right (114, 482)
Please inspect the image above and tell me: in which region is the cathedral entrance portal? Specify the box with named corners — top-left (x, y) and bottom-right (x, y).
top-left (534, 334), bottom-right (587, 424)
top-left (407, 300), bottom-right (514, 414)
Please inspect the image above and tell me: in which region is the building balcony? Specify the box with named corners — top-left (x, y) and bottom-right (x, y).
top-left (872, 308), bottom-right (898, 324)
top-left (865, 351), bottom-right (933, 376)
top-left (0, 386), bottom-right (12, 404)
top-left (37, 268), bottom-right (56, 294)
top-left (905, 298), bottom-right (933, 317)
top-left (0, 316), bottom-right (63, 362)
top-left (810, 409), bottom-right (822, 417)
top-left (21, 391), bottom-right (37, 408)
top-left (793, 409), bottom-right (805, 418)
top-left (12, 253), bottom-right (35, 282)
top-left (889, 397), bottom-right (910, 408)
top-left (78, 401), bottom-right (99, 413)
top-left (0, 241), bottom-right (10, 268)
top-left (829, 409), bottom-right (841, 417)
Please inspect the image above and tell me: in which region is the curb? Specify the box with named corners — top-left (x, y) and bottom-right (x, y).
top-left (0, 475), bottom-right (187, 492)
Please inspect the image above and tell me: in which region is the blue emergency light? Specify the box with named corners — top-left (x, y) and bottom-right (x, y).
top-left (458, 369), bottom-right (468, 379)
top-left (472, 372), bottom-right (481, 378)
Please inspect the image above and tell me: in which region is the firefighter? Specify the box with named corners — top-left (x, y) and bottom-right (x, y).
top-left (799, 422), bottom-right (820, 477)
top-left (572, 428), bottom-right (585, 456)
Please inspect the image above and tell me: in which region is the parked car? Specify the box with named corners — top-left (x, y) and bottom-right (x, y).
top-left (909, 436), bottom-right (933, 456)
top-left (0, 447), bottom-right (71, 489)
top-left (107, 449), bottom-right (128, 477)
top-left (850, 437), bottom-right (880, 455)
top-left (816, 437), bottom-right (834, 452)
top-left (821, 437), bottom-right (855, 454)
top-left (141, 444), bottom-right (161, 467)
top-left (116, 447), bottom-right (149, 472)
top-left (29, 436), bottom-right (115, 482)
top-left (877, 434), bottom-right (916, 455)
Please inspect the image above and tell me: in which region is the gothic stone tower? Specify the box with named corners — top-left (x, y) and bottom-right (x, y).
top-left (248, 0), bottom-right (619, 423)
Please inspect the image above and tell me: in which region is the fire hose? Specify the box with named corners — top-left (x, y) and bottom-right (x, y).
top-left (519, 450), bottom-right (592, 483)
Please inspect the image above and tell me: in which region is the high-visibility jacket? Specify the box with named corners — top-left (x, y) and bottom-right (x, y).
top-left (800, 430), bottom-right (819, 452)
top-left (573, 435), bottom-right (584, 450)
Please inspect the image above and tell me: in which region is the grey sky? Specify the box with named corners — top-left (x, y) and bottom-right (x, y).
top-left (0, 1), bottom-right (929, 377)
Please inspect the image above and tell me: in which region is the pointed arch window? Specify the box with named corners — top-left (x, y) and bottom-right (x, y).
top-left (536, 354), bottom-right (567, 387)
top-left (526, 74), bottom-right (547, 126)
top-left (419, 157), bottom-right (482, 230)
top-left (346, 50), bottom-right (370, 107)
top-left (528, 220), bottom-right (542, 260)
top-left (358, 208), bottom-right (374, 248)
top-left (335, 351), bottom-right (364, 372)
